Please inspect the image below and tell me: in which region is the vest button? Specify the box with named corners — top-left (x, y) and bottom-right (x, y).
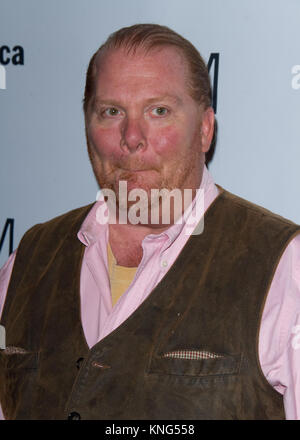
top-left (68, 411), bottom-right (81, 420)
top-left (76, 357), bottom-right (84, 370)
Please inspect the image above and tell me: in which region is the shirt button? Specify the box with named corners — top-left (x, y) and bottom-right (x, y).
top-left (161, 260), bottom-right (168, 268)
top-left (76, 357), bottom-right (84, 370)
top-left (68, 411), bottom-right (81, 420)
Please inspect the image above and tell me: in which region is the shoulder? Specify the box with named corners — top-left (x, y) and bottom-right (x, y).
top-left (218, 185), bottom-right (300, 230)
top-left (16, 202), bottom-right (95, 256)
top-left (24, 203), bottom-right (94, 237)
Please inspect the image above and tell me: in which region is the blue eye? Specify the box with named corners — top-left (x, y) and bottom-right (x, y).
top-left (152, 107), bottom-right (168, 116)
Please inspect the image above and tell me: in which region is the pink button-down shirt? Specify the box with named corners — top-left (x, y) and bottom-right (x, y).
top-left (1, 166), bottom-right (300, 419)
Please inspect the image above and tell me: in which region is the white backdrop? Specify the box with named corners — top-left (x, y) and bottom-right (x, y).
top-left (1, 0), bottom-right (299, 266)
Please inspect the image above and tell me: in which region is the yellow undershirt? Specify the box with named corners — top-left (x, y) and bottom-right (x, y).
top-left (107, 242), bottom-right (138, 307)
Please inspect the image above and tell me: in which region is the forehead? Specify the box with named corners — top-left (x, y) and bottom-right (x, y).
top-left (93, 45), bottom-right (190, 98)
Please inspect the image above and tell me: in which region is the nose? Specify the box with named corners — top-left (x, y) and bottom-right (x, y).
top-left (120, 115), bottom-right (147, 153)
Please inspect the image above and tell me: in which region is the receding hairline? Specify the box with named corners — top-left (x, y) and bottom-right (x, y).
top-left (83, 24), bottom-right (213, 117)
top-left (86, 44), bottom-right (197, 115)
top-left (94, 42), bottom-right (189, 75)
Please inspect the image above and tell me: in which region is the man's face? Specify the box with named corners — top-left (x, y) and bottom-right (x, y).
top-left (86, 45), bottom-right (214, 213)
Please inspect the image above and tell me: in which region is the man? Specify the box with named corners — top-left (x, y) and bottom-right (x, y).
top-left (0, 24), bottom-right (300, 420)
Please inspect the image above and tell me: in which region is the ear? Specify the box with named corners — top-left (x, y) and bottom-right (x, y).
top-left (200, 107), bottom-right (215, 153)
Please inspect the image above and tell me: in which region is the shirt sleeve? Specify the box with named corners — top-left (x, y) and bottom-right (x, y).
top-left (0, 250), bottom-right (17, 421)
top-left (0, 251), bottom-right (16, 319)
top-left (259, 233), bottom-right (300, 420)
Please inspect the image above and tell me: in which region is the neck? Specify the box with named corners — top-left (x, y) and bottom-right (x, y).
top-left (107, 165), bottom-right (206, 266)
top-left (108, 222), bottom-right (168, 267)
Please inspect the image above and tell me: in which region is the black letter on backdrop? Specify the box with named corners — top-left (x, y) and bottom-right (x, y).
top-left (12, 46), bottom-right (24, 65)
top-left (0, 46), bottom-right (10, 65)
top-left (207, 53), bottom-right (219, 114)
top-left (0, 219), bottom-right (14, 256)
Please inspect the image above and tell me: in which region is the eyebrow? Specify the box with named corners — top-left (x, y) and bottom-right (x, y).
top-left (144, 95), bottom-right (183, 106)
top-left (93, 94), bottom-right (183, 109)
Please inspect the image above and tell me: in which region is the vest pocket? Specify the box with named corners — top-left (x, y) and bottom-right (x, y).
top-left (0, 349), bottom-right (38, 370)
top-left (148, 351), bottom-right (241, 377)
top-left (0, 349), bottom-right (39, 419)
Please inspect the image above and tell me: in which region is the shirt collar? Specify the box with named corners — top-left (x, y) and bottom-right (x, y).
top-left (152, 164), bottom-right (217, 247)
top-left (77, 201), bottom-right (108, 246)
top-left (78, 165), bottom-right (217, 247)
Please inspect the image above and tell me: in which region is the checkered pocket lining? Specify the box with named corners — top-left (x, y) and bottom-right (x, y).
top-left (162, 349), bottom-right (225, 360)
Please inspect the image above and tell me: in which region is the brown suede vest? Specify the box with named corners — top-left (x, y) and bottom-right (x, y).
top-left (1, 188), bottom-right (300, 420)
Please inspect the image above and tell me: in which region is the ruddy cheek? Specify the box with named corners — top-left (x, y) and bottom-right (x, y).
top-left (90, 127), bottom-right (122, 158)
top-left (152, 127), bottom-right (181, 155)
